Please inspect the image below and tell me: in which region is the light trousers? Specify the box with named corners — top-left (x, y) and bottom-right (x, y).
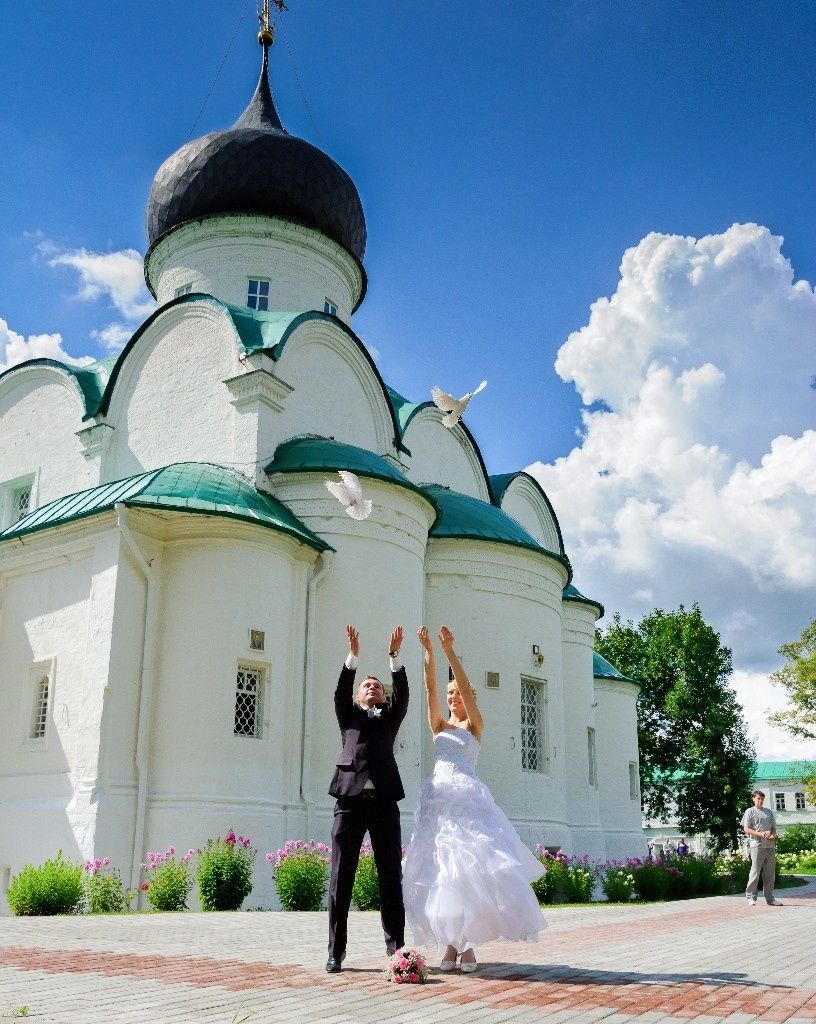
top-left (746, 845), bottom-right (775, 902)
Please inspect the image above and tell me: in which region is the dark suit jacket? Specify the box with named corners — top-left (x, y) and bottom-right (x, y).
top-left (328, 663), bottom-right (408, 800)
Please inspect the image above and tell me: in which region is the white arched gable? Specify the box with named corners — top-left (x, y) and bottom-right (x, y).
top-left (105, 301), bottom-right (243, 480)
top-left (271, 320), bottom-right (396, 456)
top-left (499, 474), bottom-right (563, 554)
top-left (402, 408), bottom-right (491, 502)
top-left (0, 365), bottom-right (93, 504)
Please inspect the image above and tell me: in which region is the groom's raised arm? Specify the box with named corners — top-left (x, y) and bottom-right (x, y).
top-left (334, 625), bottom-right (359, 728)
top-left (387, 625), bottom-right (409, 731)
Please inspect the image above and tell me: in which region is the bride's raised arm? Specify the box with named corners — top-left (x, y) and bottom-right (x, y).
top-left (417, 626), bottom-right (445, 735)
top-left (438, 626), bottom-right (484, 740)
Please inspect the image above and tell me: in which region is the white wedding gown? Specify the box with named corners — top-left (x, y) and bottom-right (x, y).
top-left (402, 727), bottom-right (546, 951)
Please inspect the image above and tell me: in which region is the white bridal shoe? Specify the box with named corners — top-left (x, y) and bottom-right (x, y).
top-left (439, 958), bottom-right (457, 971)
top-left (459, 951), bottom-right (478, 973)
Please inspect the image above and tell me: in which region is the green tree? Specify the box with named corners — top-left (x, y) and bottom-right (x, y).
top-left (768, 619), bottom-right (816, 740)
top-left (596, 604), bottom-right (755, 851)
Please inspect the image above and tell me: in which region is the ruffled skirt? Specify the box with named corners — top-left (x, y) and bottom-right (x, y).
top-left (402, 765), bottom-right (546, 950)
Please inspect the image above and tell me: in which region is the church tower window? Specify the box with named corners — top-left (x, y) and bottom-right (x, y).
top-left (174, 283), bottom-right (193, 297)
top-left (323, 298), bottom-right (338, 316)
top-left (587, 728), bottom-right (598, 787)
top-left (247, 279), bottom-right (270, 311)
top-left (521, 677), bottom-right (547, 772)
top-left (234, 664), bottom-right (265, 738)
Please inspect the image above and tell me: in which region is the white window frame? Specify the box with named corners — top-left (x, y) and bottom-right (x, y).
top-left (587, 727), bottom-right (598, 788)
top-left (323, 298), bottom-right (338, 316)
top-left (774, 792), bottom-right (786, 812)
top-left (520, 676), bottom-right (548, 773)
top-left (795, 791), bottom-right (806, 810)
top-left (247, 278), bottom-right (270, 311)
top-left (21, 658), bottom-right (56, 751)
top-left (174, 283), bottom-right (193, 297)
top-left (2, 472), bottom-right (37, 530)
top-left (233, 661), bottom-right (268, 740)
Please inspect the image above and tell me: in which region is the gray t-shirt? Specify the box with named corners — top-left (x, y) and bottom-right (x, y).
top-left (741, 806), bottom-right (776, 848)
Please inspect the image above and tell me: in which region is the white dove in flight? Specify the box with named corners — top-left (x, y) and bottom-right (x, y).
top-left (324, 471), bottom-right (373, 520)
top-left (430, 380), bottom-right (488, 428)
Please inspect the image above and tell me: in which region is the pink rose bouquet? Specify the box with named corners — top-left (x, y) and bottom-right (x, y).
top-left (385, 946), bottom-right (427, 984)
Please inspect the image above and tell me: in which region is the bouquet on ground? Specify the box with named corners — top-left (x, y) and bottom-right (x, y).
top-left (385, 947), bottom-right (427, 984)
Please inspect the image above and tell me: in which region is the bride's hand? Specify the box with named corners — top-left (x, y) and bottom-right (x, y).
top-left (417, 626), bottom-right (433, 652)
top-left (438, 625), bottom-right (455, 653)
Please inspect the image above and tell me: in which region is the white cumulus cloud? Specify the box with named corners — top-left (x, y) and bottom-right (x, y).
top-left (528, 223), bottom-right (816, 759)
top-left (45, 245), bottom-right (156, 324)
top-left (0, 317), bottom-right (94, 373)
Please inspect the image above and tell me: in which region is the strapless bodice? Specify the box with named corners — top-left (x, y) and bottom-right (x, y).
top-left (432, 727), bottom-right (480, 778)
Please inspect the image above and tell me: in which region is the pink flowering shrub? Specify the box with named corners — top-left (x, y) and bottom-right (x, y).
top-left (141, 847), bottom-right (194, 911)
top-left (385, 947), bottom-right (427, 984)
top-left (82, 857), bottom-right (130, 914)
top-left (266, 840), bottom-right (330, 911)
top-left (197, 830), bottom-right (255, 911)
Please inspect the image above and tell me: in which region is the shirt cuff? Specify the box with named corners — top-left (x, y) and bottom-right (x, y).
top-left (345, 654), bottom-right (358, 670)
top-left (389, 655), bottom-right (402, 672)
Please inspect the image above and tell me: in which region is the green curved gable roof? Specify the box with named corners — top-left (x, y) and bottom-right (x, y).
top-left (489, 471), bottom-right (566, 556)
top-left (593, 651), bottom-right (635, 683)
top-left (0, 353), bottom-right (118, 418)
top-left (563, 583), bottom-right (605, 619)
top-left (266, 437), bottom-right (438, 519)
top-left (423, 484), bottom-right (571, 574)
top-left (0, 463), bottom-right (329, 552)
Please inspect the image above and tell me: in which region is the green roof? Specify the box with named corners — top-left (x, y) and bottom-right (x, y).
top-left (753, 761), bottom-right (816, 781)
top-left (489, 472), bottom-right (566, 557)
top-left (564, 583), bottom-right (605, 618)
top-left (593, 651), bottom-right (635, 683)
top-left (266, 437), bottom-right (438, 517)
top-left (424, 484), bottom-right (571, 573)
top-left (0, 463), bottom-right (330, 552)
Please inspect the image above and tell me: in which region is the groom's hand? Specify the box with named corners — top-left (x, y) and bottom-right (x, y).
top-left (389, 625), bottom-right (404, 658)
top-left (346, 625), bottom-right (360, 657)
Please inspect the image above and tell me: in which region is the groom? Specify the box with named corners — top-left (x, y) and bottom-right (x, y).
top-left (326, 624), bottom-right (408, 973)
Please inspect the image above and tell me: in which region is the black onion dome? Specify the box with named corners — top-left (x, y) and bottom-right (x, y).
top-left (146, 47), bottom-right (366, 260)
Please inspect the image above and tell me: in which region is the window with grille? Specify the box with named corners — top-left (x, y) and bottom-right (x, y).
top-left (587, 727), bottom-right (598, 787)
top-left (629, 761), bottom-right (639, 800)
top-left (520, 678), bottom-right (546, 772)
top-left (174, 283), bottom-right (193, 297)
top-left (247, 279), bottom-right (270, 311)
top-left (795, 792), bottom-right (806, 810)
top-left (234, 664), bottom-right (264, 738)
top-left (11, 485), bottom-right (31, 525)
top-left (774, 792), bottom-right (786, 812)
top-left (30, 676), bottom-right (50, 740)
top-left (323, 298), bottom-right (338, 316)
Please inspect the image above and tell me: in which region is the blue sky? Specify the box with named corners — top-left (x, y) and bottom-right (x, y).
top-left (2, 2), bottom-right (815, 758)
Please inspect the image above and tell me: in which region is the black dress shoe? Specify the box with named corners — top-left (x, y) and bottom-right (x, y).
top-left (325, 956), bottom-right (343, 973)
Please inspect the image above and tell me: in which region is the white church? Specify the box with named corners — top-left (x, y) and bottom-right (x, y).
top-left (0, 25), bottom-right (642, 909)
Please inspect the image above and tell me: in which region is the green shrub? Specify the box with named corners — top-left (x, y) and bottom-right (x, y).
top-left (777, 849), bottom-right (816, 873)
top-left (351, 843), bottom-right (379, 911)
top-left (777, 825), bottom-right (816, 855)
top-left (601, 867), bottom-right (635, 902)
top-left (82, 858), bottom-right (129, 914)
top-left (7, 853), bottom-right (83, 916)
top-left (562, 858), bottom-right (596, 903)
top-left (197, 831), bottom-right (255, 911)
top-left (267, 840), bottom-right (329, 912)
top-left (532, 847), bottom-right (567, 904)
top-left (142, 848), bottom-right (193, 911)
top-left (715, 853), bottom-right (752, 893)
top-left (632, 858), bottom-right (671, 901)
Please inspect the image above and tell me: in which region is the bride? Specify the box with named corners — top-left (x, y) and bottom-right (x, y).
top-left (402, 626), bottom-right (546, 972)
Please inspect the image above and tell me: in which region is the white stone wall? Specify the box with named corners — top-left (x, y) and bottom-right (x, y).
top-left (105, 303), bottom-right (243, 481)
top-left (498, 475), bottom-right (562, 554)
top-left (402, 410), bottom-right (491, 501)
top-left (146, 216), bottom-right (364, 323)
top-left (0, 524), bottom-right (120, 909)
top-left (0, 370), bottom-right (94, 515)
top-left (424, 538), bottom-right (570, 851)
top-left (561, 601), bottom-right (605, 859)
top-left (593, 678), bottom-right (644, 859)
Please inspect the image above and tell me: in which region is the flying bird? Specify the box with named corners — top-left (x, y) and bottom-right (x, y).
top-left (430, 380), bottom-right (488, 428)
top-left (325, 471), bottom-right (373, 520)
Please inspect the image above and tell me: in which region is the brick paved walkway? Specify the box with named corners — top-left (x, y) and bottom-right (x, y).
top-left (1, 879), bottom-right (814, 1023)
